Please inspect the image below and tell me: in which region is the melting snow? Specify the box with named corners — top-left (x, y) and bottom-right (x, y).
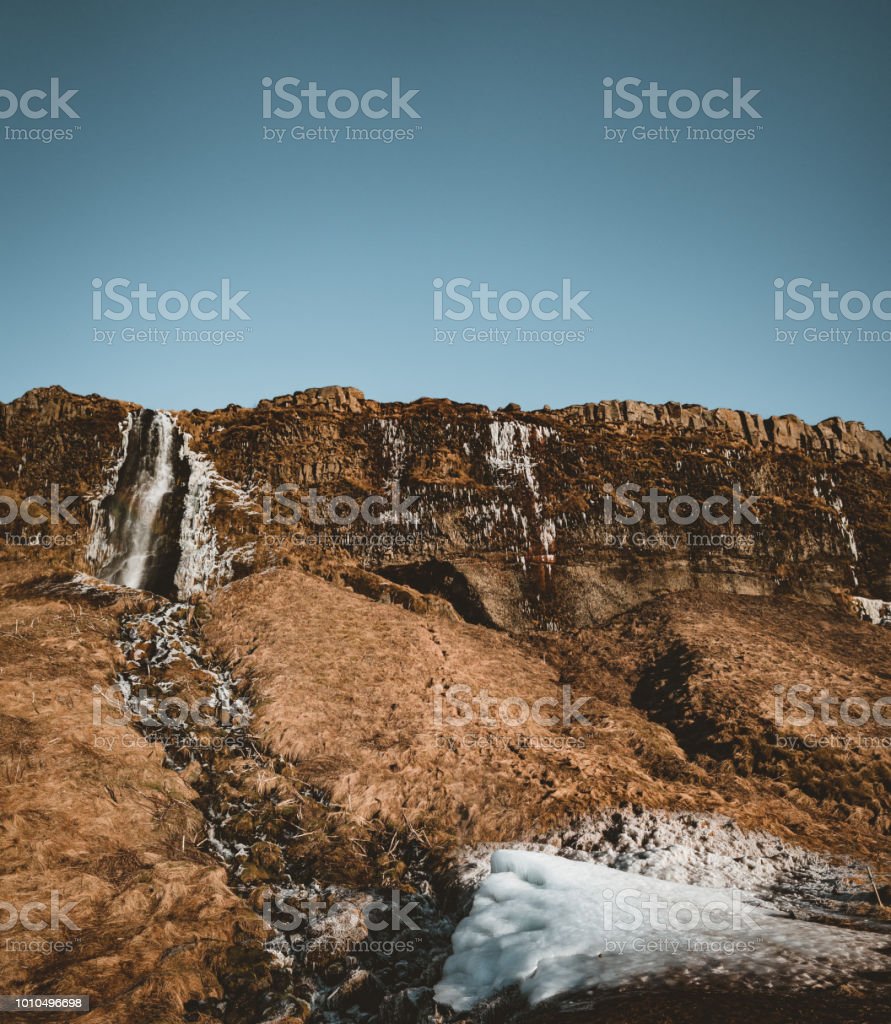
top-left (435, 848), bottom-right (890, 1010)
top-left (854, 596), bottom-right (891, 626)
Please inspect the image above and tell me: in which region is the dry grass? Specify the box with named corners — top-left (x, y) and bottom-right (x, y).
top-left (206, 568), bottom-right (891, 874)
top-left (0, 557), bottom-right (266, 1024)
top-left (2, 547), bottom-right (888, 1022)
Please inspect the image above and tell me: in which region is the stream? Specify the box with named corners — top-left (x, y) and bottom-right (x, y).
top-left (109, 599), bottom-right (452, 1024)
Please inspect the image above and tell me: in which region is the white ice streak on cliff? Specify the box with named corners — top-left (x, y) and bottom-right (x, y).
top-left (815, 473), bottom-right (859, 585)
top-left (173, 434), bottom-right (219, 599)
top-left (375, 417), bottom-right (422, 528)
top-left (85, 415), bottom-right (133, 575)
top-left (174, 428), bottom-right (257, 598)
top-left (485, 420), bottom-right (556, 567)
top-left (853, 596), bottom-right (891, 626)
top-left (379, 417), bottom-right (407, 483)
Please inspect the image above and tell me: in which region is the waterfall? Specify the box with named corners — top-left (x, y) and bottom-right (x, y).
top-left (88, 409), bottom-right (244, 598)
top-left (485, 419), bottom-right (557, 569)
top-left (116, 412), bottom-right (176, 589)
top-left (88, 409), bottom-right (190, 596)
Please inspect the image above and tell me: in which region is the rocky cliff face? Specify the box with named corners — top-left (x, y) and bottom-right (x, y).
top-left (1, 385), bottom-right (888, 630)
top-left (0, 385), bottom-right (132, 508)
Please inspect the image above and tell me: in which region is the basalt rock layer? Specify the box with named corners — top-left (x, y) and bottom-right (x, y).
top-left (2, 384), bottom-right (889, 630)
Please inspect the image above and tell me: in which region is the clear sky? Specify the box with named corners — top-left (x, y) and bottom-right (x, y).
top-left (2, 0), bottom-right (889, 432)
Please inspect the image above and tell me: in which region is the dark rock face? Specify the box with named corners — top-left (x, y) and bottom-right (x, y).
top-left (0, 386), bottom-right (132, 546)
top-left (1, 385), bottom-right (889, 625)
top-left (175, 387), bottom-right (890, 628)
top-left (378, 559), bottom-right (496, 628)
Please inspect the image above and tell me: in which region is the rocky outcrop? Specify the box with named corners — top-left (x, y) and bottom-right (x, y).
top-left (0, 386), bottom-right (132, 492)
top-left (255, 385), bottom-right (368, 415)
top-left (174, 388), bottom-right (891, 627)
top-left (558, 399), bottom-right (891, 467)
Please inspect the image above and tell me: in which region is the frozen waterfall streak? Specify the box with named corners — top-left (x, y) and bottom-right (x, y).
top-left (486, 420), bottom-right (557, 571)
top-left (814, 472), bottom-right (860, 587)
top-left (375, 417), bottom-right (421, 530)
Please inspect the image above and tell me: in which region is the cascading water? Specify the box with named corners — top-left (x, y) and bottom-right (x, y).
top-left (88, 409), bottom-right (193, 596)
top-left (88, 408), bottom-right (249, 599)
top-left (118, 412), bottom-right (175, 589)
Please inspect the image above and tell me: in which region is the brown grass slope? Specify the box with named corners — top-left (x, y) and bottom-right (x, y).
top-left (204, 565), bottom-right (891, 869)
top-left (1, 543), bottom-right (889, 1023)
top-left (0, 554), bottom-right (267, 1024)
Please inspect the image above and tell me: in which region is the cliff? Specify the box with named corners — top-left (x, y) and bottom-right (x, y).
top-left (2, 385), bottom-right (889, 630)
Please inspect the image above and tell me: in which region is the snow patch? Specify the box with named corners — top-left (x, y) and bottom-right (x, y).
top-left (435, 848), bottom-right (889, 1011)
top-left (854, 596), bottom-right (891, 626)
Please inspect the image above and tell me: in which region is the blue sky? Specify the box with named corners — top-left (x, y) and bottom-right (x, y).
top-left (2, 0), bottom-right (889, 432)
